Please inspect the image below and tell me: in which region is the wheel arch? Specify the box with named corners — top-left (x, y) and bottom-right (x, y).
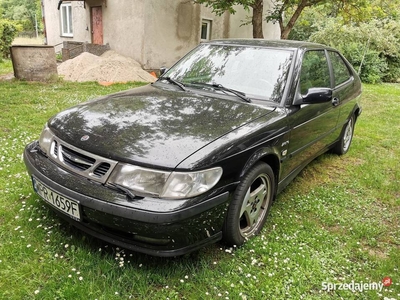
top-left (239, 148), bottom-right (281, 193)
top-left (259, 154), bottom-right (280, 187)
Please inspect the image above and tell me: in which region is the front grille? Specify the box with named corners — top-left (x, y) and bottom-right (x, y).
top-left (93, 163), bottom-right (111, 177)
top-left (53, 140), bottom-right (58, 157)
top-left (61, 146), bottom-right (96, 171)
top-left (49, 137), bottom-right (117, 183)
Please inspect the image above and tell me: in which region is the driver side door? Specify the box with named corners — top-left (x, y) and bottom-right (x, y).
top-left (283, 49), bottom-right (340, 176)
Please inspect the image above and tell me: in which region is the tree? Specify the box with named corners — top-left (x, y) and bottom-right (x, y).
top-left (195, 0), bottom-right (386, 40)
top-left (0, 0), bottom-right (42, 32)
top-left (266, 0), bottom-right (366, 39)
top-left (268, 0), bottom-right (400, 39)
top-left (194, 0), bottom-right (265, 38)
top-left (195, 0), bottom-right (337, 39)
top-left (288, 0), bottom-right (400, 83)
top-left (266, 0), bottom-right (323, 39)
top-left (289, 0), bottom-right (400, 41)
top-left (323, 0), bottom-right (400, 23)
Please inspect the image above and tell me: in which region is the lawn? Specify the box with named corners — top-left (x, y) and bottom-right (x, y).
top-left (0, 59), bottom-right (13, 76)
top-left (0, 79), bottom-right (399, 300)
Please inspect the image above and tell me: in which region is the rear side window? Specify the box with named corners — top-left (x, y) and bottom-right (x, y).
top-left (328, 51), bottom-right (351, 86)
top-left (300, 50), bottom-right (331, 94)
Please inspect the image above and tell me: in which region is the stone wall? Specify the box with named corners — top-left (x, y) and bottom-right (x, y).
top-left (62, 41), bottom-right (111, 61)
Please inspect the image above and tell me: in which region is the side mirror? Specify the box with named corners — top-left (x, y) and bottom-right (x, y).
top-left (293, 88), bottom-right (332, 105)
top-left (160, 67), bottom-right (168, 76)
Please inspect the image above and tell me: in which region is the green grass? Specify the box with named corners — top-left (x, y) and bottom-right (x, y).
top-left (0, 59), bottom-right (13, 76)
top-left (0, 80), bottom-right (399, 300)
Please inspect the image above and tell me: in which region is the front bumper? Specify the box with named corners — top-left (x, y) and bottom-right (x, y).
top-left (24, 141), bottom-right (233, 257)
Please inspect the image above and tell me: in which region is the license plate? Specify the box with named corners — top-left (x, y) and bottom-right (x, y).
top-left (32, 177), bottom-right (81, 221)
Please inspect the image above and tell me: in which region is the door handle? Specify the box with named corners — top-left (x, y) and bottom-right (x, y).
top-left (332, 97), bottom-right (340, 107)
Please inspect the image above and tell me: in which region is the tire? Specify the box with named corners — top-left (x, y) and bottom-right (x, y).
top-left (332, 115), bottom-right (355, 155)
top-left (223, 163), bottom-right (275, 246)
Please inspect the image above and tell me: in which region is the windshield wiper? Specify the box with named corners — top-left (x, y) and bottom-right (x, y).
top-left (213, 83), bottom-right (252, 103)
top-left (109, 183), bottom-right (137, 201)
top-left (189, 82), bottom-right (251, 103)
top-left (161, 77), bottom-right (186, 91)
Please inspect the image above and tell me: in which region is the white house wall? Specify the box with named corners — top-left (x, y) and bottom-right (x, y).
top-left (138, 0), bottom-right (280, 69)
top-left (42, 0), bottom-right (280, 69)
top-left (42, 0), bottom-right (90, 52)
top-left (100, 0), bottom-right (146, 65)
top-left (263, 1), bottom-right (281, 39)
top-left (142, 1), bottom-right (214, 69)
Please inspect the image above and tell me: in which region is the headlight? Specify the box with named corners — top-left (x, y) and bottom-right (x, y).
top-left (38, 124), bottom-right (54, 155)
top-left (162, 168), bottom-right (223, 198)
top-left (108, 165), bottom-right (169, 197)
top-left (108, 164), bottom-right (223, 199)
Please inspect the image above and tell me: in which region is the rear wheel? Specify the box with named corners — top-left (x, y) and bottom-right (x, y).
top-left (223, 163), bottom-right (275, 246)
top-left (332, 115), bottom-right (355, 155)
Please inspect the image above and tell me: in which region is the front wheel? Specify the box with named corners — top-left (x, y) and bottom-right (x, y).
top-left (332, 115), bottom-right (355, 155)
top-left (222, 163), bottom-right (275, 246)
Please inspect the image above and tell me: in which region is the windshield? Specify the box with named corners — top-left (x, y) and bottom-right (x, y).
top-left (163, 44), bottom-right (294, 102)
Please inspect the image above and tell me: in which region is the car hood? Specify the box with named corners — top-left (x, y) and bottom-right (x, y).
top-left (48, 84), bottom-right (275, 169)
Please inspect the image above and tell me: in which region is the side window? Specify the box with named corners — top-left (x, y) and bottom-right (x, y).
top-left (328, 51), bottom-right (351, 86)
top-left (300, 50), bottom-right (330, 94)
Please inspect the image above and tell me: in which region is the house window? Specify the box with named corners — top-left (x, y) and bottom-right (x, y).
top-left (201, 19), bottom-right (212, 41)
top-left (60, 3), bottom-right (73, 37)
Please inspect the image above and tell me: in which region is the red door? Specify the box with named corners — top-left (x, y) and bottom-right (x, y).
top-left (91, 6), bottom-right (103, 45)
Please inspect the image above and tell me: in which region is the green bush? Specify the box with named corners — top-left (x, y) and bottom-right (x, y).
top-left (309, 19), bottom-right (400, 83)
top-left (291, 16), bottom-right (400, 83)
top-left (384, 57), bottom-right (400, 83)
top-left (340, 42), bottom-right (387, 84)
top-left (0, 20), bottom-right (19, 59)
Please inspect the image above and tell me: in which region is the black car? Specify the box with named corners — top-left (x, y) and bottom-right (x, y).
top-left (24, 40), bottom-right (362, 257)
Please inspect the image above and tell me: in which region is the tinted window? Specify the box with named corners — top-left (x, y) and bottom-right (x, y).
top-left (164, 44), bottom-right (294, 102)
top-left (328, 51), bottom-right (351, 86)
top-left (300, 50), bottom-right (330, 94)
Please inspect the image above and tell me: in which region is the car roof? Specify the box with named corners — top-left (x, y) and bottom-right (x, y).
top-left (206, 39), bottom-right (333, 51)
